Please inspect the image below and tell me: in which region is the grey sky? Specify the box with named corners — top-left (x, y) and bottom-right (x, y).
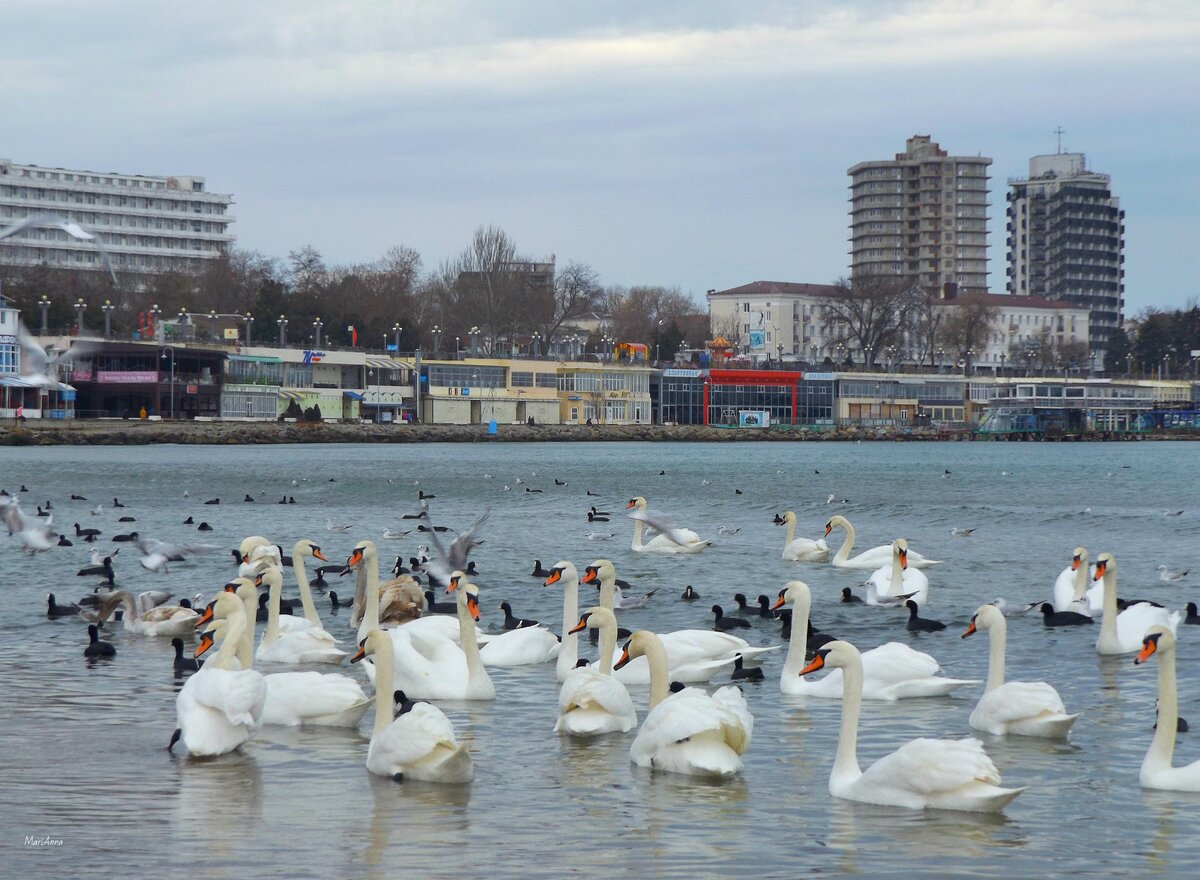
top-left (4, 1), bottom-right (1198, 313)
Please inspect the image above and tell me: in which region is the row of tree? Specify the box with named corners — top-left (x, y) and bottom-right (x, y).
top-left (0, 225), bottom-right (705, 358)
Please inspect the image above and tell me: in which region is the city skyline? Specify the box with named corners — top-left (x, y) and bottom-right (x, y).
top-left (3, 1), bottom-right (1198, 314)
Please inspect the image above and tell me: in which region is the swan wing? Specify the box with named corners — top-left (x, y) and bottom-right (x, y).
top-left (1115, 604), bottom-right (1180, 650)
top-left (556, 669), bottom-right (637, 732)
top-left (372, 703), bottom-right (461, 767)
top-left (972, 681), bottom-right (1067, 730)
top-left (261, 672), bottom-right (368, 725)
top-left (710, 685), bottom-right (754, 754)
top-left (860, 642), bottom-right (941, 682)
top-left (189, 668), bottom-right (267, 729)
top-left (631, 689), bottom-right (744, 764)
top-left (479, 626), bottom-right (560, 666)
top-left (863, 736), bottom-right (1001, 793)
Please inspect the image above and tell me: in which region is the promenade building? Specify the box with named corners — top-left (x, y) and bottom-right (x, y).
top-left (848, 135), bottom-right (991, 297)
top-left (0, 158), bottom-right (235, 277)
top-left (1005, 152), bottom-right (1124, 359)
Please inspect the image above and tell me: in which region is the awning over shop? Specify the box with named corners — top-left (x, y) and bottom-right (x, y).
top-left (278, 390), bottom-right (306, 402)
top-left (365, 358), bottom-right (409, 370)
top-left (0, 376), bottom-right (75, 392)
top-left (343, 390), bottom-right (365, 401)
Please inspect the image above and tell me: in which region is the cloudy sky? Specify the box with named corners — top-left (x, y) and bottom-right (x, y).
top-left (4, 1), bottom-right (1198, 313)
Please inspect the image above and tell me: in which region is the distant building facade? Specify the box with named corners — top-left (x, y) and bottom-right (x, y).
top-left (1005, 153), bottom-right (1124, 358)
top-left (0, 158), bottom-right (235, 277)
top-left (848, 135), bottom-right (991, 297)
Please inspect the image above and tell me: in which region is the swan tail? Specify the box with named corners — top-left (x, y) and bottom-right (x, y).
top-left (408, 743), bottom-right (474, 784)
top-left (555, 707), bottom-right (636, 735)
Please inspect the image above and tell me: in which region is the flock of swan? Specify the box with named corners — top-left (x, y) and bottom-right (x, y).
top-left (12, 483), bottom-right (1200, 814)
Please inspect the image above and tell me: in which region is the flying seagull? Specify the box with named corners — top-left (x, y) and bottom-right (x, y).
top-left (0, 213), bottom-right (117, 283)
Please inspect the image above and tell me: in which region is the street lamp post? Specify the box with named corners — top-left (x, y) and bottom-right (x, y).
top-left (243, 312), bottom-right (254, 346)
top-left (276, 315), bottom-right (288, 347)
top-left (777, 342), bottom-right (783, 368)
top-left (208, 309), bottom-right (218, 340)
top-left (864, 345), bottom-right (873, 371)
top-left (811, 344), bottom-right (818, 366)
top-left (1025, 349), bottom-right (1035, 377)
top-left (392, 323), bottom-right (402, 353)
top-left (999, 352), bottom-right (1006, 377)
top-left (1125, 352), bottom-right (1133, 377)
top-left (469, 326), bottom-right (480, 357)
top-left (101, 299), bottom-right (114, 339)
top-left (160, 347), bottom-right (175, 420)
top-left (531, 332), bottom-right (542, 358)
top-left (149, 303), bottom-right (162, 341)
top-left (886, 344), bottom-right (897, 373)
top-left (38, 295), bottom-right (51, 334)
top-left (73, 298), bottom-right (87, 335)
top-left (312, 317), bottom-right (323, 349)
top-left (964, 348), bottom-right (974, 377)
top-left (936, 347), bottom-right (944, 374)
top-left (1163, 354), bottom-right (1170, 380)
top-left (431, 325), bottom-right (441, 356)
top-left (455, 336), bottom-right (461, 359)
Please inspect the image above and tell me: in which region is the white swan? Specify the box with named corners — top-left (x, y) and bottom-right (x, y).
top-left (801, 639), bottom-right (1024, 812)
top-left (825, 515), bottom-right (941, 569)
top-left (478, 607), bottom-right (561, 667)
top-left (291, 538), bottom-right (334, 628)
top-left (866, 539), bottom-right (930, 604)
top-left (774, 581), bottom-right (973, 699)
top-left (582, 559), bottom-right (775, 683)
top-left (351, 629), bottom-right (473, 783)
top-left (1134, 627), bottom-right (1200, 791)
top-left (361, 573), bottom-right (496, 701)
top-left (237, 535), bottom-right (276, 578)
top-left (203, 611), bottom-right (369, 728)
top-left (173, 591), bottom-right (266, 757)
top-left (554, 607), bottom-right (637, 736)
top-left (626, 496), bottom-right (710, 554)
top-left (98, 590), bottom-right (198, 637)
top-left (1052, 547), bottom-right (1094, 614)
top-left (544, 560), bottom-right (582, 682)
top-left (255, 567), bottom-right (347, 664)
top-left (1093, 552), bottom-right (1180, 655)
top-left (776, 511), bottom-right (830, 562)
top-left (616, 630), bottom-right (753, 778)
top-left (961, 604), bottom-right (1080, 738)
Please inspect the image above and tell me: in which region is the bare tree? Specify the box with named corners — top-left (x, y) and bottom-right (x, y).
top-left (543, 261), bottom-right (603, 349)
top-left (937, 296), bottom-right (999, 372)
top-left (815, 274), bottom-right (915, 367)
top-left (908, 286), bottom-right (945, 368)
top-left (607, 285), bottom-right (696, 346)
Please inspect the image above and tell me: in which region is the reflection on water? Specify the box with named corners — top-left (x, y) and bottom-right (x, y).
top-left (4, 441), bottom-right (1200, 876)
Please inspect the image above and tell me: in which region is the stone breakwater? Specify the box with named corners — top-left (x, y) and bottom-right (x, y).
top-left (0, 421), bottom-right (965, 446)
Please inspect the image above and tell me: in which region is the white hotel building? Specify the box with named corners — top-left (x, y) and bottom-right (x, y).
top-left (707, 281), bottom-right (1090, 371)
top-left (0, 158), bottom-right (234, 276)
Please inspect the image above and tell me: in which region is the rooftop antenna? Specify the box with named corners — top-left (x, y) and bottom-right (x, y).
top-left (1054, 126), bottom-right (1065, 155)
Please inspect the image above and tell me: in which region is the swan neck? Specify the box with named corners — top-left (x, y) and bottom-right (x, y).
top-left (1072, 560), bottom-right (1087, 602)
top-left (372, 636), bottom-right (395, 743)
top-left (599, 575), bottom-right (617, 613)
top-left (294, 552), bottom-right (322, 627)
top-left (557, 570), bottom-right (579, 678)
top-left (215, 610), bottom-right (247, 671)
top-left (1149, 644), bottom-right (1178, 768)
top-left (832, 521), bottom-right (854, 564)
top-left (782, 592), bottom-right (811, 679)
top-left (643, 636), bottom-right (670, 709)
top-left (597, 618), bottom-right (617, 676)
top-left (358, 554), bottom-right (380, 642)
top-left (784, 517), bottom-right (796, 549)
top-left (1099, 568), bottom-right (1119, 644)
top-left (889, 548), bottom-right (903, 591)
top-left (833, 650), bottom-right (864, 782)
top-left (238, 588), bottom-right (255, 669)
top-left (631, 518), bottom-right (644, 550)
top-left (263, 574), bottom-right (282, 646)
top-left (985, 618), bottom-right (1007, 692)
top-left (457, 594), bottom-right (485, 681)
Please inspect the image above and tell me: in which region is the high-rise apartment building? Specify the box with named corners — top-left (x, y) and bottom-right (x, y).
top-left (1006, 153), bottom-right (1123, 357)
top-left (0, 158), bottom-right (235, 278)
top-left (848, 135), bottom-right (991, 297)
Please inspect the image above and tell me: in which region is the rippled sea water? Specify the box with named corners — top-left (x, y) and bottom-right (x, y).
top-left (3, 440), bottom-right (1200, 877)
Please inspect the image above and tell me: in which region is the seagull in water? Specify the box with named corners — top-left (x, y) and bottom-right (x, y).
top-left (584, 531), bottom-right (615, 541)
top-left (1158, 565), bottom-right (1189, 583)
top-left (326, 517), bottom-right (352, 532)
top-left (950, 527), bottom-right (976, 537)
top-left (1163, 510), bottom-right (1184, 517)
top-left (717, 526), bottom-right (741, 535)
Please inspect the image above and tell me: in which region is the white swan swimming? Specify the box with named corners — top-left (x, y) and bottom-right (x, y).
top-left (616, 630), bottom-right (753, 778)
top-left (237, 536), bottom-right (277, 578)
top-left (801, 639), bottom-right (1024, 812)
top-left (626, 497), bottom-right (710, 554)
top-left (582, 560), bottom-right (775, 683)
top-left (98, 590), bottom-right (198, 637)
top-left (172, 591), bottom-right (266, 757)
top-left (255, 567), bottom-right (347, 664)
top-left (825, 515), bottom-right (941, 569)
top-left (774, 581), bottom-right (973, 699)
top-left (478, 588), bottom-right (561, 667)
top-left (361, 573), bottom-right (496, 701)
top-left (1134, 627), bottom-right (1200, 791)
top-left (865, 539), bottom-right (930, 604)
top-left (962, 604), bottom-right (1080, 738)
top-left (1093, 553), bottom-right (1180, 655)
top-left (544, 560), bottom-right (582, 682)
top-left (1052, 546), bottom-right (1094, 614)
top-left (776, 511), bottom-right (830, 562)
top-left (555, 607), bottom-right (637, 736)
top-left (351, 629), bottom-right (473, 783)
